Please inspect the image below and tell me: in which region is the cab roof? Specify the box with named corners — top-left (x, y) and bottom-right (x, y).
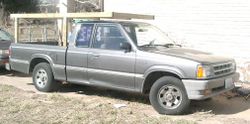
top-left (74, 20), bottom-right (150, 25)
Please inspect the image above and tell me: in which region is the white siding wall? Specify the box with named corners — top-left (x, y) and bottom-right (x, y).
top-left (105, 0), bottom-right (250, 82)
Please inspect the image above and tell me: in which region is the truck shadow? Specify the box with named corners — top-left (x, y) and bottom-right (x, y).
top-left (0, 68), bottom-right (12, 75)
top-left (58, 84), bottom-right (250, 115)
top-left (189, 95), bottom-right (250, 115)
top-left (58, 84), bottom-right (150, 105)
top-left (0, 70), bottom-right (30, 77)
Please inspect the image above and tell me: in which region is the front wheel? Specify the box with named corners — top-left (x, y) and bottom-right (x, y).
top-left (32, 62), bottom-right (59, 92)
top-left (149, 76), bottom-right (190, 115)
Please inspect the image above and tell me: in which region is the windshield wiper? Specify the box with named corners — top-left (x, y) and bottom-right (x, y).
top-left (158, 43), bottom-right (182, 48)
top-left (142, 43), bottom-right (179, 47)
top-left (163, 43), bottom-right (175, 47)
top-left (139, 40), bottom-right (181, 48)
top-left (139, 39), bottom-right (156, 47)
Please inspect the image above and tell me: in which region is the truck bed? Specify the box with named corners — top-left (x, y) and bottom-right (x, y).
top-left (10, 42), bottom-right (67, 81)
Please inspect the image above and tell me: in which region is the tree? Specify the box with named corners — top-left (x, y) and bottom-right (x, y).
top-left (0, 0), bottom-right (39, 26)
top-left (75, 0), bottom-right (101, 12)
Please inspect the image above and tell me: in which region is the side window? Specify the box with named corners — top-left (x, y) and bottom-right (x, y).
top-left (93, 26), bottom-right (127, 50)
top-left (75, 24), bottom-right (94, 48)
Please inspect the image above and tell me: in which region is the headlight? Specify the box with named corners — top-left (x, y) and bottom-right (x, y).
top-left (0, 50), bottom-right (9, 55)
top-left (196, 65), bottom-right (213, 79)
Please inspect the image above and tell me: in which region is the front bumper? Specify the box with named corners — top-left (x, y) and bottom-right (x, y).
top-left (182, 72), bottom-right (240, 100)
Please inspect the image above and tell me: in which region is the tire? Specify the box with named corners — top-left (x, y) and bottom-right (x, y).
top-left (32, 62), bottom-right (59, 92)
top-left (149, 76), bottom-right (190, 115)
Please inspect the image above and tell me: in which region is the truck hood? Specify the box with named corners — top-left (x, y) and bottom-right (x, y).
top-left (141, 47), bottom-right (233, 64)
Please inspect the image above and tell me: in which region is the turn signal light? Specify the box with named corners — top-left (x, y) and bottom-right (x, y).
top-left (197, 65), bottom-right (204, 78)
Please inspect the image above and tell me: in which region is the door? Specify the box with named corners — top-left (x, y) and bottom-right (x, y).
top-left (66, 23), bottom-right (94, 84)
top-left (88, 24), bottom-right (136, 89)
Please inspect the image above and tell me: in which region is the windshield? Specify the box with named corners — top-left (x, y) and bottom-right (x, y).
top-left (0, 30), bottom-right (13, 42)
top-left (122, 23), bottom-right (174, 47)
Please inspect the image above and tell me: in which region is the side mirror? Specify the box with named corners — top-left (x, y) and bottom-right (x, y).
top-left (120, 42), bottom-right (132, 52)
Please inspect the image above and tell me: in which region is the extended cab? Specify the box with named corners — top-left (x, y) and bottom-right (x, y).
top-left (9, 21), bottom-right (239, 115)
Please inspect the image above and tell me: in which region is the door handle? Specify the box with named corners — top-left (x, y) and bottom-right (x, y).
top-left (89, 52), bottom-right (100, 58)
top-left (93, 54), bottom-right (100, 58)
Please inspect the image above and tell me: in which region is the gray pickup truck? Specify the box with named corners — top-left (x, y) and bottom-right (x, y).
top-left (9, 21), bottom-right (239, 115)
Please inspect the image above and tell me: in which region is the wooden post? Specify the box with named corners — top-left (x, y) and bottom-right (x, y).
top-left (58, 0), bottom-right (69, 47)
top-left (14, 18), bottom-right (19, 43)
top-left (29, 25), bottom-right (32, 42)
top-left (99, 0), bottom-right (104, 12)
top-left (43, 25), bottom-right (48, 42)
top-left (62, 17), bottom-right (68, 47)
top-left (45, 25), bottom-right (47, 42)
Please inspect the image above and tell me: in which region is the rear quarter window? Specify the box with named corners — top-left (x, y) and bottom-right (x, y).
top-left (75, 24), bottom-right (94, 48)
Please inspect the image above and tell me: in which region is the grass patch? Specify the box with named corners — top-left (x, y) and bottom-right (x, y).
top-left (0, 84), bottom-right (196, 124)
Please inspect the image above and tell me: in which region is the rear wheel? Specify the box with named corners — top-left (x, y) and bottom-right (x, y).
top-left (149, 76), bottom-right (190, 115)
top-left (33, 62), bottom-right (59, 92)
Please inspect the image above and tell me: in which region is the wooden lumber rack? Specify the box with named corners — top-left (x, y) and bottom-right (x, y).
top-left (10, 12), bottom-right (154, 46)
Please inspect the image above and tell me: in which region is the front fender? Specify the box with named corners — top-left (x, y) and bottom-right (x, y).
top-left (144, 65), bottom-right (186, 79)
top-left (139, 65), bottom-right (186, 93)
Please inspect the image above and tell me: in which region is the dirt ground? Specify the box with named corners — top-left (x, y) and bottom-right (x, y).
top-left (1, 69), bottom-right (250, 124)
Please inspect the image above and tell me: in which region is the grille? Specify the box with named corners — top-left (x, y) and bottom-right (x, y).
top-left (213, 62), bottom-right (234, 76)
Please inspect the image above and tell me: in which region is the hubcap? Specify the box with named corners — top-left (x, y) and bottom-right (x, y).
top-left (35, 69), bottom-right (48, 88)
top-left (157, 85), bottom-right (182, 109)
top-left (166, 94), bottom-right (173, 100)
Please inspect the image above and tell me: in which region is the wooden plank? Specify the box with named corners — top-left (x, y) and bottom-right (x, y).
top-left (14, 18), bottom-right (19, 43)
top-left (66, 12), bottom-right (113, 18)
top-left (112, 12), bottom-right (155, 20)
top-left (10, 12), bottom-right (154, 20)
top-left (10, 13), bottom-right (63, 19)
top-left (10, 13), bottom-right (110, 19)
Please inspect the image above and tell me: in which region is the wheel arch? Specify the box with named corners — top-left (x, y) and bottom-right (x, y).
top-left (142, 66), bottom-right (185, 94)
top-left (29, 54), bottom-right (55, 75)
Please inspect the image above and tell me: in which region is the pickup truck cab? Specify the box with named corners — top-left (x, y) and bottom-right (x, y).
top-left (9, 20), bottom-right (239, 115)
